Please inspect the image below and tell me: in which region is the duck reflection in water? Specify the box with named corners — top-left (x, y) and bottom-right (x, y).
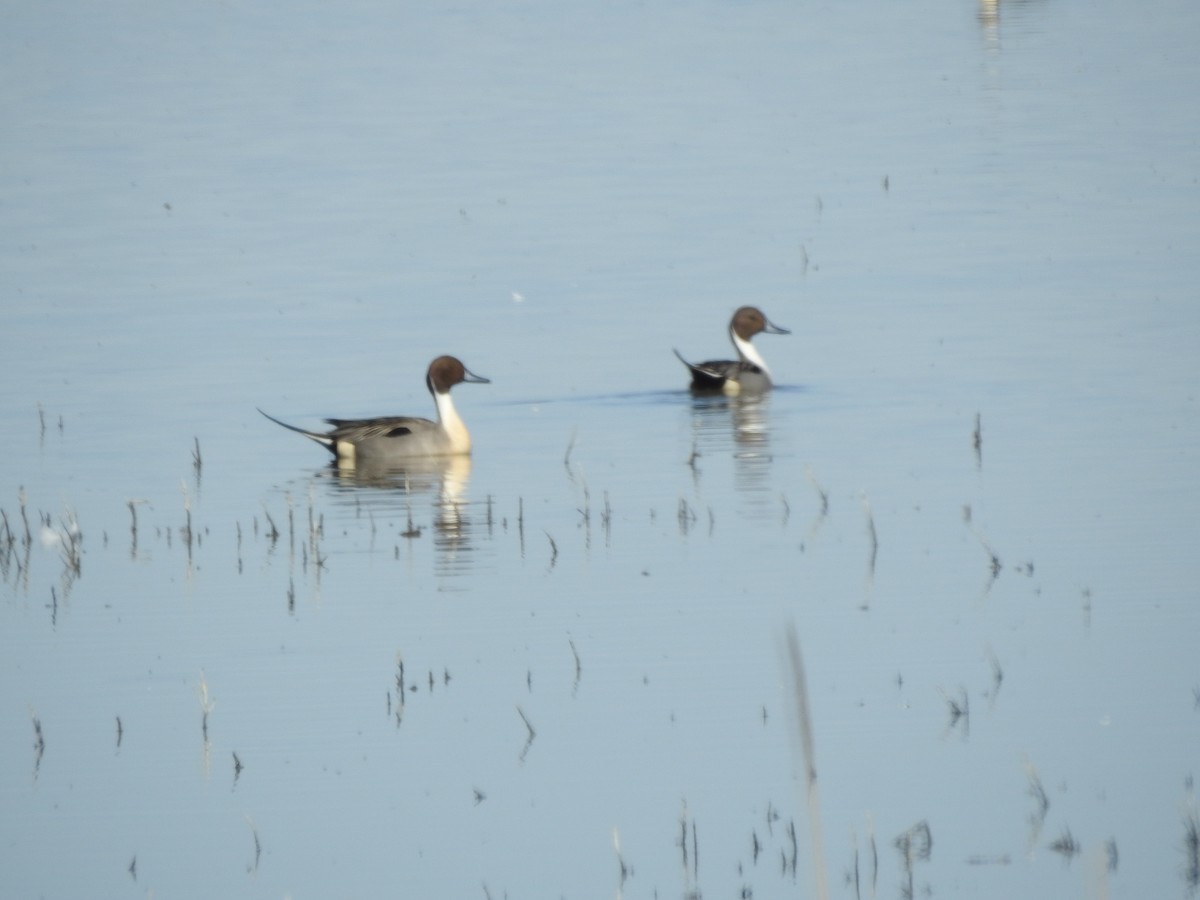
top-left (326, 454), bottom-right (478, 578)
top-left (688, 392), bottom-right (772, 449)
top-left (686, 393), bottom-right (778, 521)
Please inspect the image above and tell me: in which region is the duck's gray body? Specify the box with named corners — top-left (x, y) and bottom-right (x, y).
top-left (260, 355), bottom-right (488, 466)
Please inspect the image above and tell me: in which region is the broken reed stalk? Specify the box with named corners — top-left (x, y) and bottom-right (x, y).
top-left (784, 623), bottom-right (830, 900)
top-left (612, 827), bottom-right (629, 886)
top-left (678, 801), bottom-right (699, 882)
top-left (516, 705), bottom-right (536, 739)
top-left (127, 500), bottom-right (141, 558)
top-left (806, 467), bottom-right (829, 518)
top-left (31, 711), bottom-right (45, 778)
top-left (19, 487), bottom-right (32, 548)
top-left (197, 671), bottom-right (215, 744)
top-left (568, 639), bottom-right (582, 688)
top-left (516, 705), bottom-right (536, 761)
top-left (245, 815), bottom-right (262, 873)
top-left (1184, 810), bottom-right (1199, 891)
top-left (179, 481), bottom-right (194, 564)
top-left (261, 504), bottom-right (280, 542)
top-left (286, 492), bottom-right (295, 555)
top-left (861, 493), bottom-right (878, 577)
top-left (57, 509), bottom-right (82, 578)
top-left (307, 486), bottom-right (326, 570)
top-left (564, 428), bottom-right (577, 468)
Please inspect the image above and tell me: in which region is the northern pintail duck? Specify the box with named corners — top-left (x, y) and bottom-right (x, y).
top-left (674, 306), bottom-right (789, 394)
top-left (259, 355), bottom-right (489, 464)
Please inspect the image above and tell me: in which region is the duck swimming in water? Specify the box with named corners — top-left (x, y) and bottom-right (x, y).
top-left (259, 355), bottom-right (489, 465)
top-left (674, 306), bottom-right (789, 394)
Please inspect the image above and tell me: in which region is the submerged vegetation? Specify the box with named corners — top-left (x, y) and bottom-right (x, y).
top-left (2, 399), bottom-right (1194, 899)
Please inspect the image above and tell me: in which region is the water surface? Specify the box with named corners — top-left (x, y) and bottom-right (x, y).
top-left (3, 1), bottom-right (1199, 898)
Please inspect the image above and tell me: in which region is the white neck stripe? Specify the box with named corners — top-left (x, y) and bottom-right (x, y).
top-left (732, 331), bottom-right (770, 376)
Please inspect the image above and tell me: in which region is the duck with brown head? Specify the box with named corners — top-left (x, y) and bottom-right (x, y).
top-left (259, 355), bottom-right (490, 467)
top-left (674, 306), bottom-right (789, 394)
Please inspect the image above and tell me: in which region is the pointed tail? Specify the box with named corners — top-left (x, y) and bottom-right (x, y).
top-left (257, 408), bottom-right (334, 449)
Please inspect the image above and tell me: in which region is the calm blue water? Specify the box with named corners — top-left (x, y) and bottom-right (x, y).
top-left (3, 1), bottom-right (1199, 898)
